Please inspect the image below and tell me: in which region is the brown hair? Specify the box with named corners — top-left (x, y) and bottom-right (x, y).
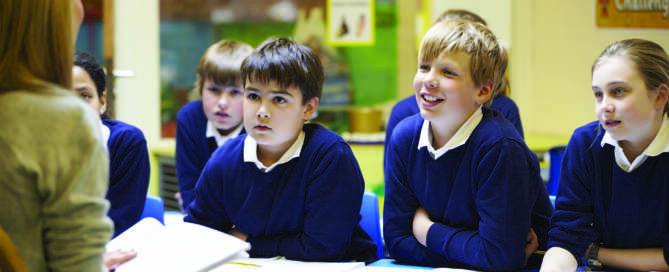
top-left (0, 0), bottom-right (74, 92)
top-left (418, 20), bottom-right (508, 107)
top-left (241, 37), bottom-right (324, 104)
top-left (593, 39), bottom-right (669, 114)
top-left (195, 40), bottom-right (253, 95)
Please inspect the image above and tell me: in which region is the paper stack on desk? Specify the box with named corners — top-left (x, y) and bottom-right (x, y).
top-left (107, 217), bottom-right (250, 272)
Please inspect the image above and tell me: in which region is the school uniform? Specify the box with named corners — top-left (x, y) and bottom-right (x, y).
top-left (383, 107), bottom-right (553, 270)
top-left (184, 123), bottom-right (378, 263)
top-left (102, 119), bottom-right (150, 237)
top-left (490, 95), bottom-right (524, 138)
top-left (548, 118), bottom-right (669, 265)
top-left (175, 100), bottom-right (243, 211)
top-left (385, 95), bottom-right (523, 149)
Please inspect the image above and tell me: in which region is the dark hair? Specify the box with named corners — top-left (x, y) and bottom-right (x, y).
top-left (241, 37), bottom-right (324, 104)
top-left (74, 51), bottom-right (106, 97)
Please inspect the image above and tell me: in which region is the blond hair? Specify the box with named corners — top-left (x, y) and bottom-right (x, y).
top-left (593, 39), bottom-right (669, 114)
top-left (418, 20), bottom-right (508, 106)
top-left (195, 40), bottom-right (253, 95)
top-left (435, 9), bottom-right (487, 26)
top-left (0, 0), bottom-right (74, 93)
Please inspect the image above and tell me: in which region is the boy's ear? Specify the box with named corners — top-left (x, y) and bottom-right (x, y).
top-left (302, 97), bottom-right (319, 121)
top-left (654, 84), bottom-right (669, 111)
top-left (475, 81), bottom-right (494, 106)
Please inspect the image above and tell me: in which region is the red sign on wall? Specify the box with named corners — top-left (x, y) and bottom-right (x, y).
top-left (596, 0), bottom-right (669, 28)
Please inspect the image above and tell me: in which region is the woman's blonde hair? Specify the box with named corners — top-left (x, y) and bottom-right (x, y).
top-left (418, 20), bottom-right (508, 107)
top-left (0, 0), bottom-right (74, 93)
top-left (593, 39), bottom-right (669, 115)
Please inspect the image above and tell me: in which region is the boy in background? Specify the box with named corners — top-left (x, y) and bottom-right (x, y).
top-left (175, 40), bottom-right (253, 211)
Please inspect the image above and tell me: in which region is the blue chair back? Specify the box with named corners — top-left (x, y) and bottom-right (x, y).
top-left (141, 195), bottom-right (165, 225)
top-left (360, 191), bottom-right (384, 259)
top-left (546, 146), bottom-right (566, 196)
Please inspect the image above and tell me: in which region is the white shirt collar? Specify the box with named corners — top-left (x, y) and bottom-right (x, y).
top-left (418, 107), bottom-right (483, 160)
top-left (206, 120), bottom-right (243, 147)
top-left (99, 120), bottom-right (110, 147)
top-left (243, 130), bottom-right (305, 173)
top-left (600, 115), bottom-right (669, 172)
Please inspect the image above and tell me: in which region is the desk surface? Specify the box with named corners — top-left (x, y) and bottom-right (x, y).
top-left (369, 259), bottom-right (590, 272)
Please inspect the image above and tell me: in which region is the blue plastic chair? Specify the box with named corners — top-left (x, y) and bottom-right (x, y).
top-left (546, 146), bottom-right (566, 196)
top-left (141, 195), bottom-right (165, 225)
top-left (360, 191), bottom-right (384, 259)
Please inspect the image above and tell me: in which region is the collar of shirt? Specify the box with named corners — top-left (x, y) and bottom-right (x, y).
top-left (206, 120), bottom-right (243, 147)
top-left (243, 130), bottom-right (305, 173)
top-left (99, 120), bottom-right (110, 148)
top-left (417, 107), bottom-right (483, 160)
top-left (601, 115), bottom-right (669, 172)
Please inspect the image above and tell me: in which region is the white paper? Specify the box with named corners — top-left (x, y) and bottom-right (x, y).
top-left (107, 218), bottom-right (250, 272)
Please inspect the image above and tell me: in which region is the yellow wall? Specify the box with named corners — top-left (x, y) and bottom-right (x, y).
top-left (511, 0), bottom-right (669, 140)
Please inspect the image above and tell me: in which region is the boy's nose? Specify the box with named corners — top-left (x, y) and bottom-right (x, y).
top-left (257, 111), bottom-right (270, 119)
top-left (218, 96), bottom-right (229, 107)
top-left (424, 79), bottom-right (438, 89)
top-left (256, 104), bottom-right (270, 119)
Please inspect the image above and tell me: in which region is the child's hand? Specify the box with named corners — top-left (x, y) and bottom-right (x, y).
top-left (174, 192), bottom-right (184, 212)
top-left (412, 207), bottom-right (434, 247)
top-left (104, 249), bottom-right (137, 271)
top-left (524, 228), bottom-right (539, 266)
top-left (229, 227), bottom-right (248, 241)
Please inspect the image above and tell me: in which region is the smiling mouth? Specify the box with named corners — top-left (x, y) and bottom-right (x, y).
top-left (215, 112), bottom-right (229, 117)
top-left (420, 93), bottom-right (445, 107)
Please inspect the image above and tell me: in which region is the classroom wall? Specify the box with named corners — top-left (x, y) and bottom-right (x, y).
top-left (114, 0), bottom-right (160, 143)
top-left (431, 0), bottom-right (669, 143)
top-left (432, 0), bottom-right (512, 49)
top-left (511, 0), bottom-right (669, 139)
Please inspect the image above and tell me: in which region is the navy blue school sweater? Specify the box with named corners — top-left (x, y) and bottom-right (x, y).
top-left (175, 100), bottom-right (220, 211)
top-left (103, 119), bottom-right (150, 237)
top-left (383, 108), bottom-right (553, 271)
top-left (548, 121), bottom-right (669, 265)
top-left (385, 95), bottom-right (523, 152)
top-left (184, 123), bottom-right (378, 263)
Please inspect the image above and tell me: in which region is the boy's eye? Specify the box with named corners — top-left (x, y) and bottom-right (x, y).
top-left (207, 86), bottom-right (222, 93)
top-left (229, 88), bottom-right (242, 96)
top-left (273, 96), bottom-right (287, 104)
top-left (418, 64), bottom-right (430, 71)
top-left (441, 69), bottom-right (456, 76)
top-left (246, 92), bottom-right (260, 101)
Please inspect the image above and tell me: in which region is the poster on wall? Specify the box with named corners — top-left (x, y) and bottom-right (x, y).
top-left (596, 0), bottom-right (669, 28)
top-left (326, 0), bottom-right (375, 46)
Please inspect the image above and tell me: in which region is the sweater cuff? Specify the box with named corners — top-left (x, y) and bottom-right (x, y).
top-left (246, 235), bottom-right (278, 257)
top-left (425, 222), bottom-right (459, 259)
